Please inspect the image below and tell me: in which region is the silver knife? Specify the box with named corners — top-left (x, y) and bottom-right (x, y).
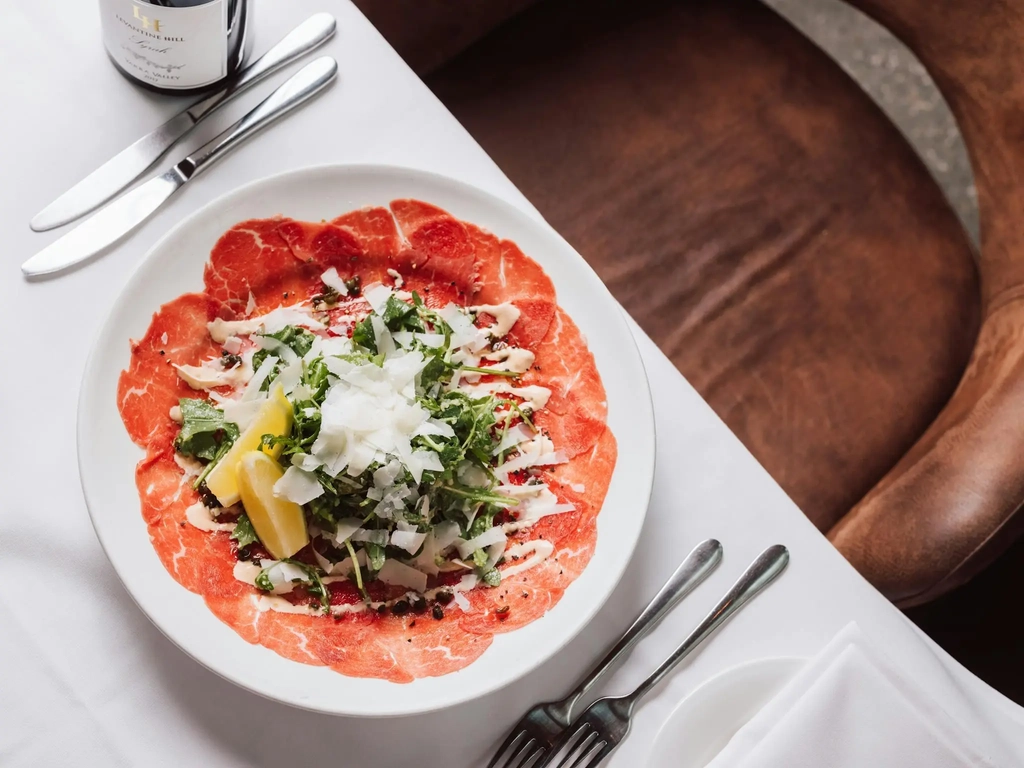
top-left (21, 56), bottom-right (338, 277)
top-left (29, 12), bottom-right (337, 233)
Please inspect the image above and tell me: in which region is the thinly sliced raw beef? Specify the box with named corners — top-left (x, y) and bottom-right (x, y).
top-left (389, 199), bottom-right (477, 305)
top-left (204, 217), bottom-right (319, 314)
top-left (118, 292), bottom-right (231, 448)
top-left (331, 206), bottom-right (403, 258)
top-left (472, 232), bottom-right (557, 349)
top-left (526, 309), bottom-right (608, 459)
top-left (118, 200), bottom-right (616, 682)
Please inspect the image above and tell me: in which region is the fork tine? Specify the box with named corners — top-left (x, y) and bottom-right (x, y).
top-left (488, 729), bottom-right (527, 768)
top-left (505, 738), bottom-right (539, 768)
top-left (544, 720), bottom-right (591, 765)
top-left (553, 729), bottom-right (598, 768)
top-left (575, 739), bottom-right (613, 768)
top-left (519, 745), bottom-right (549, 768)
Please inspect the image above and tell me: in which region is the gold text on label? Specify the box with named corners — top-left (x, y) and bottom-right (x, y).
top-left (133, 5), bottom-right (162, 32)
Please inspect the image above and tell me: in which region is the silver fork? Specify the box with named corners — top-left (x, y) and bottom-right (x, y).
top-left (540, 545), bottom-right (790, 768)
top-left (487, 538), bottom-right (723, 768)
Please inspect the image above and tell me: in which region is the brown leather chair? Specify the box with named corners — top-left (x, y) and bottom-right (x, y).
top-left (356, 0), bottom-right (1024, 695)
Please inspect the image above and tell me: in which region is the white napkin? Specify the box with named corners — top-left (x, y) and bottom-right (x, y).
top-left (705, 623), bottom-right (994, 768)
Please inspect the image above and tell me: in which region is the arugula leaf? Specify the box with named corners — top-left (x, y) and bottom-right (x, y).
top-left (364, 542), bottom-right (386, 572)
top-left (174, 399), bottom-right (239, 461)
top-left (255, 569), bottom-right (274, 592)
top-left (262, 325), bottom-right (316, 356)
top-left (250, 326), bottom-right (316, 390)
top-left (282, 558), bottom-right (330, 612)
top-left (351, 316), bottom-right (376, 353)
top-left (230, 514), bottom-right (259, 549)
top-left (381, 294), bottom-right (419, 330)
top-left (472, 549), bottom-right (502, 587)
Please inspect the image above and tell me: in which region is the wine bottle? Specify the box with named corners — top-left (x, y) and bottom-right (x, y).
top-left (98, 0), bottom-right (252, 95)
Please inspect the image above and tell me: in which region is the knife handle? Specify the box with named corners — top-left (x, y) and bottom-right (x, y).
top-left (183, 57), bottom-right (338, 179)
top-left (187, 13), bottom-right (337, 123)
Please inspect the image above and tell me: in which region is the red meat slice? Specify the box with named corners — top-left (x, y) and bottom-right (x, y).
top-left (136, 451), bottom-right (246, 599)
top-left (473, 234), bottom-right (557, 350)
top-left (527, 308), bottom-right (608, 459)
top-left (389, 199), bottom-right (477, 305)
top-left (204, 217), bottom-right (320, 314)
top-left (118, 292), bottom-right (231, 448)
top-left (331, 206), bottom-right (403, 259)
top-left (459, 521), bottom-right (596, 636)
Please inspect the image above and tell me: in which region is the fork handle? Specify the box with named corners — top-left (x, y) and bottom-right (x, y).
top-left (623, 544), bottom-right (789, 708)
top-left (558, 538), bottom-right (723, 719)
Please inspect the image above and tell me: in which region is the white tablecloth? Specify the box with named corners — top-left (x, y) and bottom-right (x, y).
top-left (2, 2), bottom-right (1022, 766)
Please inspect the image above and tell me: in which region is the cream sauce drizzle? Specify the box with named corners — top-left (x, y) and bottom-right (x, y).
top-left (471, 303), bottom-right (521, 338)
top-left (464, 382), bottom-right (551, 411)
top-left (186, 502), bottom-right (236, 533)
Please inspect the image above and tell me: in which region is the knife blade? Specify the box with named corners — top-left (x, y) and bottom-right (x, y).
top-left (29, 12), bottom-right (337, 233)
top-left (22, 56), bottom-right (339, 277)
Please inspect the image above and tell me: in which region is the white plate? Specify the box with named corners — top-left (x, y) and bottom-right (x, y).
top-left (78, 164), bottom-right (655, 717)
top-left (648, 657), bottom-right (807, 767)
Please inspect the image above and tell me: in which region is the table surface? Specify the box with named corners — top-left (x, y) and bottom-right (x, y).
top-left (2, 2), bottom-right (1022, 766)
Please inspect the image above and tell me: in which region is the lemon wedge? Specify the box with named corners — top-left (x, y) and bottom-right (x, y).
top-left (205, 386), bottom-right (292, 507)
top-left (236, 451), bottom-right (309, 559)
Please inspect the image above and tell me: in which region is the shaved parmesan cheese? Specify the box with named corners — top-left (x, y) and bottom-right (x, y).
top-left (320, 267), bottom-right (349, 295)
top-left (456, 526), bottom-right (506, 558)
top-left (169, 405), bottom-right (183, 423)
top-left (371, 315), bottom-right (396, 357)
top-left (274, 359), bottom-right (304, 394)
top-left (262, 560), bottom-right (311, 593)
top-left (391, 529), bottom-right (427, 554)
top-left (208, 317), bottom-right (261, 343)
top-left (452, 591), bottom-right (471, 612)
top-left (207, 306), bottom-right (324, 343)
top-left (219, 397), bottom-right (265, 432)
top-left (493, 423), bottom-right (536, 455)
top-left (222, 335), bottom-right (243, 354)
top-left (434, 521), bottom-right (462, 549)
top-left (351, 528), bottom-right (390, 546)
top-left (273, 466), bottom-right (324, 505)
top-left (377, 559), bottom-right (428, 593)
top-left (438, 304), bottom-right (488, 351)
top-left (254, 334), bottom-right (298, 364)
top-left (414, 419), bottom-right (456, 439)
top-left (245, 291), bottom-right (257, 316)
top-left (363, 282), bottom-right (393, 314)
top-left (471, 302), bottom-right (520, 338)
top-left (331, 517), bottom-right (365, 546)
top-left (387, 268), bottom-right (404, 288)
top-left (173, 361), bottom-right (247, 390)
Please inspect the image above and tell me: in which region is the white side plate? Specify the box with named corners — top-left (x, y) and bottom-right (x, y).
top-left (649, 656), bottom-right (807, 767)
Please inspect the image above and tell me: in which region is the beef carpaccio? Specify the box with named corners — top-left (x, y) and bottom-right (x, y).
top-left (117, 200), bottom-right (616, 682)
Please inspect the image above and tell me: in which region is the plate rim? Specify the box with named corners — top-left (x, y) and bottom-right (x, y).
top-left (77, 162), bottom-right (656, 716)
